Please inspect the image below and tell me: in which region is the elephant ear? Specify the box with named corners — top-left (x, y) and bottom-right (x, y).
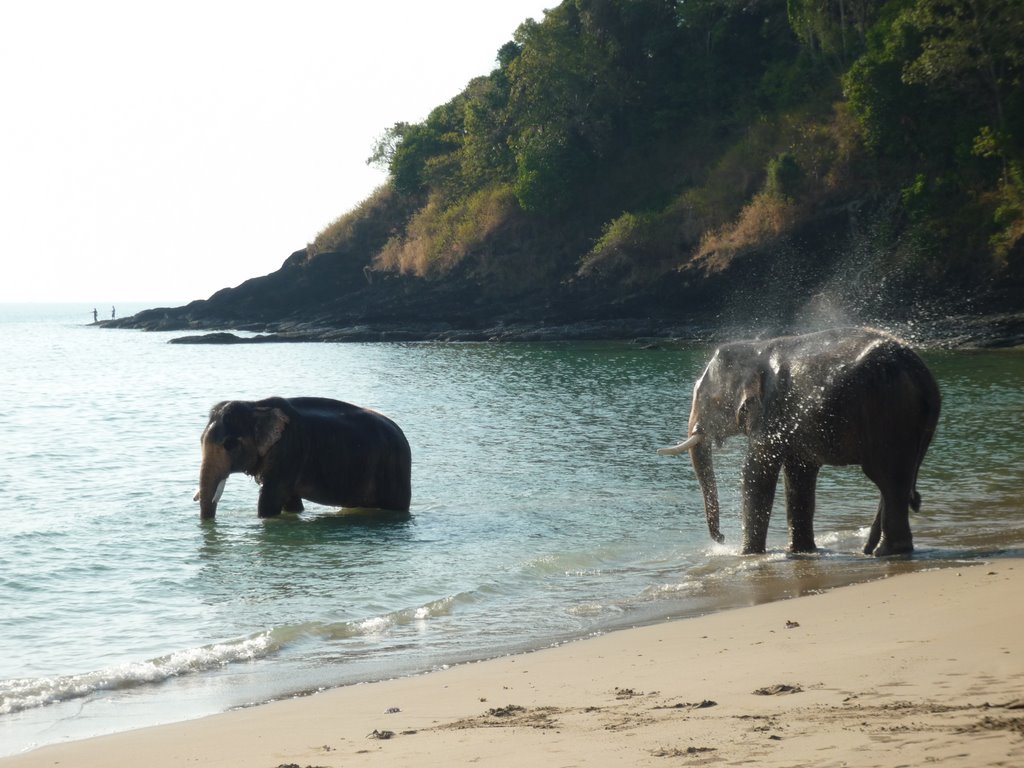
top-left (253, 407), bottom-right (290, 456)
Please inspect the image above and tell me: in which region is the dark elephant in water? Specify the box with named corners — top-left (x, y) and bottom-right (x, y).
top-left (195, 397), bottom-right (411, 519)
top-left (658, 328), bottom-right (941, 556)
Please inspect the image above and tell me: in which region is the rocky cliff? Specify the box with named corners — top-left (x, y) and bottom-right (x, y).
top-left (107, 202), bottom-right (1024, 348)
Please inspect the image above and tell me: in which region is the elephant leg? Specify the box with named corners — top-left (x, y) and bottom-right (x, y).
top-left (862, 468), bottom-right (914, 556)
top-left (740, 452), bottom-right (782, 554)
top-left (257, 483), bottom-right (290, 518)
top-left (283, 495), bottom-right (304, 513)
top-left (873, 497), bottom-right (913, 556)
top-left (863, 501), bottom-right (882, 555)
top-left (783, 461), bottom-right (819, 553)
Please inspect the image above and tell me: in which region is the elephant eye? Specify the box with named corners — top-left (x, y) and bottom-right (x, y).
top-left (223, 436), bottom-right (239, 451)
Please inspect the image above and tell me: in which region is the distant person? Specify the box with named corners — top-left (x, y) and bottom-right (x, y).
top-left (92, 308), bottom-right (98, 323)
top-left (111, 306), bottom-right (116, 319)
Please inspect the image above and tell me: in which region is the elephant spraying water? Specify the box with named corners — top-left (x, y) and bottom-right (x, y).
top-left (658, 328), bottom-right (940, 556)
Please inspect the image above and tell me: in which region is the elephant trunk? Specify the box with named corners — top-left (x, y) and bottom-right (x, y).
top-left (690, 438), bottom-right (725, 544)
top-left (196, 437), bottom-right (230, 519)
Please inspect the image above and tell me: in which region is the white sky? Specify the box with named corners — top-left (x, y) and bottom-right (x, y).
top-left (0, 1), bottom-right (552, 304)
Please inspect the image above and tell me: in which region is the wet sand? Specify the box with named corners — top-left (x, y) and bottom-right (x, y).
top-left (5, 560), bottom-right (1022, 767)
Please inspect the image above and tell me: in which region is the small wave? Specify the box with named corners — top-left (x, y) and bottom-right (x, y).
top-left (0, 632), bottom-right (278, 715)
top-left (522, 552), bottom-right (603, 577)
top-left (351, 593), bottom-right (473, 636)
top-left (818, 528), bottom-right (870, 550)
top-left (0, 595), bottom-right (469, 715)
top-left (567, 601), bottom-right (625, 618)
top-left (642, 580), bottom-right (701, 599)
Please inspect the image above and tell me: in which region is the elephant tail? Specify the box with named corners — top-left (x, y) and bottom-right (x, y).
top-left (909, 489), bottom-right (922, 513)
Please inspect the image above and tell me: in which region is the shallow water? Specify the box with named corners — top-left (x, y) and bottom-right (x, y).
top-left (1, 305), bottom-right (1022, 755)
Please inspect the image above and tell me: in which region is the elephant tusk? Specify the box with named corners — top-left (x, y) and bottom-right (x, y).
top-left (656, 432), bottom-right (704, 456)
top-left (194, 478), bottom-right (227, 504)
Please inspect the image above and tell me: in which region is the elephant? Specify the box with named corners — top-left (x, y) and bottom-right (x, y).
top-left (657, 327), bottom-right (940, 556)
top-left (195, 397), bottom-right (411, 519)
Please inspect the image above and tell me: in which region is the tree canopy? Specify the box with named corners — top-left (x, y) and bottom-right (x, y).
top-left (322, 0), bottom-right (1023, 294)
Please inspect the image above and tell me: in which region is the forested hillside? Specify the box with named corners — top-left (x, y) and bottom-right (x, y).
top-left (119, 0), bottom-right (1024, 343)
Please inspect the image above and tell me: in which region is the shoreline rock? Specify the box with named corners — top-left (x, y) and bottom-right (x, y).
top-left (159, 311), bottom-right (1024, 349)
top-left (103, 236), bottom-right (1024, 351)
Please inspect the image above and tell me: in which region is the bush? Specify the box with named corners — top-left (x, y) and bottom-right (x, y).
top-left (307, 185), bottom-right (402, 258)
top-left (578, 212), bottom-right (659, 282)
top-left (765, 152), bottom-right (803, 199)
top-left (373, 186), bottom-right (520, 277)
top-left (693, 192), bottom-right (803, 272)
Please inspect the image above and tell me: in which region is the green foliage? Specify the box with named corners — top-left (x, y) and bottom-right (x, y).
top-left (989, 163), bottom-right (1024, 262)
top-left (310, 0), bottom-right (1024, 300)
top-left (374, 185), bottom-right (522, 277)
top-left (379, 96), bottom-right (469, 196)
top-left (843, 0), bottom-right (1024, 276)
top-left (759, 52), bottom-right (836, 109)
top-left (460, 76), bottom-right (516, 187)
top-left (511, 127), bottom-right (587, 213)
top-left (580, 211), bottom-right (661, 282)
top-left (901, 0), bottom-right (1024, 132)
top-left (766, 152), bottom-right (804, 199)
top-left (308, 184), bottom-right (406, 259)
top-left (503, 5), bottom-right (622, 211)
top-left (787, 0), bottom-right (883, 67)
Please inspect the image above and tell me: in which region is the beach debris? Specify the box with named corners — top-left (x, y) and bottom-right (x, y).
top-left (785, 620), bottom-right (800, 629)
top-left (613, 687), bottom-right (655, 699)
top-left (753, 683), bottom-right (803, 696)
top-left (384, 706), bottom-right (401, 714)
top-left (654, 699), bottom-right (718, 710)
top-left (487, 704), bottom-right (526, 717)
top-left (442, 704), bottom-right (560, 731)
top-left (367, 729), bottom-right (396, 740)
top-left (651, 746), bottom-right (716, 757)
top-left (962, 716), bottom-right (1024, 736)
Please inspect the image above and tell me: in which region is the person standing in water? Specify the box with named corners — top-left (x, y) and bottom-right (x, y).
top-left (111, 306), bottom-right (116, 319)
top-left (92, 308), bottom-right (98, 323)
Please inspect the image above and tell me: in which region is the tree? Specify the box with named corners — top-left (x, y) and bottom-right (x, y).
top-left (367, 122), bottom-right (411, 172)
top-left (787, 0), bottom-right (883, 66)
top-left (843, 0), bottom-right (1024, 275)
top-left (375, 97), bottom-right (467, 197)
top-left (900, 0), bottom-right (1024, 149)
top-left (504, 6), bottom-right (611, 212)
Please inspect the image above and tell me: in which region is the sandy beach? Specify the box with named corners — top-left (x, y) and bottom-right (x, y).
top-left (6, 560), bottom-right (1021, 767)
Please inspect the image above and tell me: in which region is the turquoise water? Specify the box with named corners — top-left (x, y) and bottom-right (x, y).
top-left (2, 305), bottom-right (1022, 755)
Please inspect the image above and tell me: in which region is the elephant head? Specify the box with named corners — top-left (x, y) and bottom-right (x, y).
top-left (658, 346), bottom-right (778, 545)
top-left (195, 400), bottom-right (290, 519)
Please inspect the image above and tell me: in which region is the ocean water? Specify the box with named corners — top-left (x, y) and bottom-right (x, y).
top-left (1, 304), bottom-right (1022, 755)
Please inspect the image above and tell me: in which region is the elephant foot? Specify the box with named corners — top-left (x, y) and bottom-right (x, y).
top-left (789, 544), bottom-right (818, 555)
top-left (789, 537), bottom-right (817, 554)
top-left (869, 538), bottom-right (913, 557)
